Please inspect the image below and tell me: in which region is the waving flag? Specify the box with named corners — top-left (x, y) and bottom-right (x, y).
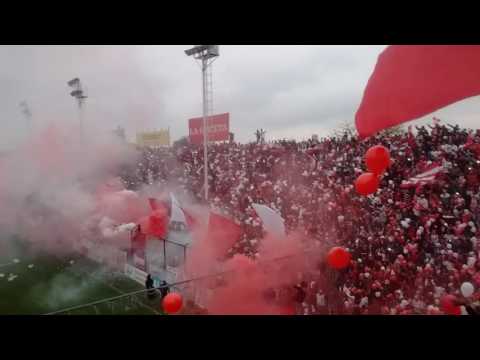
top-left (252, 203), bottom-right (286, 238)
top-left (355, 45), bottom-right (480, 138)
top-left (400, 164), bottom-right (446, 188)
top-left (170, 193), bottom-right (187, 224)
top-left (137, 200), bottom-right (169, 239)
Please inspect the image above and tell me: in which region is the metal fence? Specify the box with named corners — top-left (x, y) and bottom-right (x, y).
top-left (46, 246), bottom-right (325, 315)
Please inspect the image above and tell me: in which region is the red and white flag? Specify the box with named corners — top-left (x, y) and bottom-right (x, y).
top-left (400, 164), bottom-right (446, 188)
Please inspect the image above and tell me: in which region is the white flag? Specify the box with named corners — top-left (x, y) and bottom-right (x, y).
top-left (170, 193), bottom-right (187, 224)
top-left (252, 203), bottom-right (286, 238)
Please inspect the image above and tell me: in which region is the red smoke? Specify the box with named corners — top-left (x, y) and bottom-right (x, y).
top-left (0, 121), bottom-right (141, 256)
top-left (186, 219), bottom-right (320, 314)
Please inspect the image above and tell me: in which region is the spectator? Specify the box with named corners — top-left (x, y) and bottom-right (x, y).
top-left (145, 274), bottom-right (156, 300)
top-left (119, 120), bottom-right (480, 314)
top-left (160, 280), bottom-right (170, 300)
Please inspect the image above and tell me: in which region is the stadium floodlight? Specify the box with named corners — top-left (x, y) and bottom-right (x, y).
top-left (184, 45), bottom-right (208, 57)
top-left (67, 78), bottom-right (80, 87)
top-left (67, 78), bottom-right (88, 140)
top-left (185, 45), bottom-right (220, 201)
top-left (70, 90), bottom-right (83, 98)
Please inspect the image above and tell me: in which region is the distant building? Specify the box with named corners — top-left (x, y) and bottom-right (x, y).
top-left (136, 129), bottom-right (170, 147)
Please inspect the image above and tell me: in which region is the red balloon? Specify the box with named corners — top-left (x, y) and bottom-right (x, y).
top-left (355, 172), bottom-right (380, 196)
top-left (327, 247), bottom-right (351, 270)
top-left (440, 295), bottom-right (461, 315)
top-left (365, 145), bottom-right (391, 174)
top-left (162, 292), bottom-right (183, 314)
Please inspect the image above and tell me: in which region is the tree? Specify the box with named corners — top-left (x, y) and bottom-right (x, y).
top-left (331, 120), bottom-right (358, 139)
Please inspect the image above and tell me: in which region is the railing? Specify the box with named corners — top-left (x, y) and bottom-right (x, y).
top-left (44, 246), bottom-right (323, 315)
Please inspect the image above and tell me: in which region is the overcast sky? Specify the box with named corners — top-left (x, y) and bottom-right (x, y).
top-left (1, 45), bottom-right (479, 150)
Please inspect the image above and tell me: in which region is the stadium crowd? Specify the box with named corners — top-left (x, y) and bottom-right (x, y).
top-left (119, 121), bottom-right (480, 314)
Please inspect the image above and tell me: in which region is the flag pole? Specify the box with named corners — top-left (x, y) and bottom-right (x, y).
top-left (202, 57), bottom-right (209, 201)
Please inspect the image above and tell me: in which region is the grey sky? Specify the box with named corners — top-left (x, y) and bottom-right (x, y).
top-left (1, 45), bottom-right (479, 150)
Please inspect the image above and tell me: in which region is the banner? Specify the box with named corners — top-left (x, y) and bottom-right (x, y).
top-left (133, 250), bottom-right (147, 271)
top-left (136, 129), bottom-right (170, 147)
top-left (188, 113), bottom-right (230, 144)
top-left (124, 264), bottom-right (148, 285)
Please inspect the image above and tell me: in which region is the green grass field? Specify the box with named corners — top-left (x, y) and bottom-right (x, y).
top-left (0, 236), bottom-right (161, 315)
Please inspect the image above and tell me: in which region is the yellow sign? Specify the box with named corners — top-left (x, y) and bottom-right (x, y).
top-left (136, 129), bottom-right (170, 147)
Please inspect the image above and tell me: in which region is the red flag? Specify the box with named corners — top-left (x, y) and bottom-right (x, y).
top-left (149, 208), bottom-right (169, 239)
top-left (355, 45), bottom-right (480, 138)
top-left (148, 197), bottom-right (170, 213)
top-left (137, 202), bottom-right (169, 239)
top-left (207, 212), bottom-right (242, 258)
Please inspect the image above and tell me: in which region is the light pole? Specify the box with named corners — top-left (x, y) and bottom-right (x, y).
top-left (19, 101), bottom-right (32, 135)
top-left (185, 45), bottom-right (219, 201)
top-left (67, 78), bottom-right (88, 141)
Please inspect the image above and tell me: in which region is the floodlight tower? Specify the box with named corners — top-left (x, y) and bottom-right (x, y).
top-left (67, 78), bottom-right (88, 140)
top-left (19, 101), bottom-right (32, 135)
top-left (185, 45), bottom-right (219, 201)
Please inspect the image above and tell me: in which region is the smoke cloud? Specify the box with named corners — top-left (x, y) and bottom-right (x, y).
top-left (0, 120), bottom-right (144, 257)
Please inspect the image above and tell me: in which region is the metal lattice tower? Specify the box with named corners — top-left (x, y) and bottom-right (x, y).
top-left (205, 64), bottom-right (214, 117)
top-left (184, 45), bottom-right (220, 201)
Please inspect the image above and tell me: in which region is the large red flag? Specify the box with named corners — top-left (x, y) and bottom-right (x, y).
top-left (355, 45), bottom-right (480, 138)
